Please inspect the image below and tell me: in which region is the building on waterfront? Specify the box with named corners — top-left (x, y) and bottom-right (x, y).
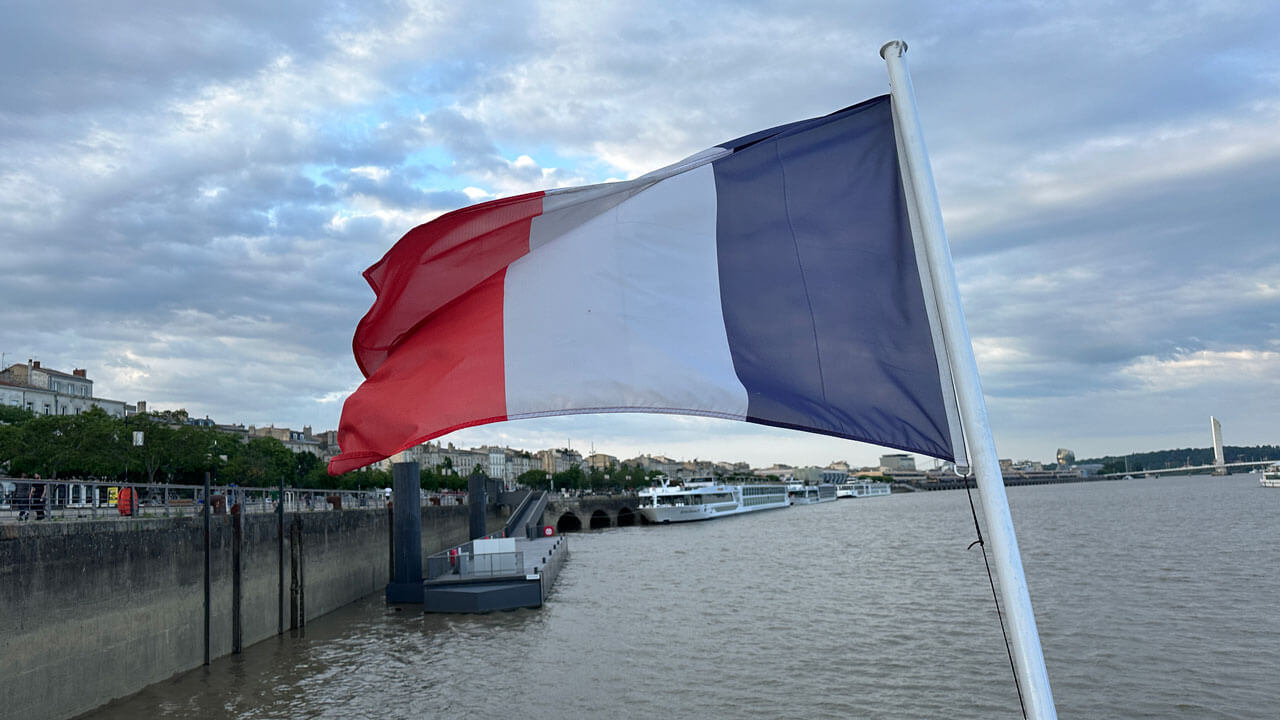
top-left (402, 441), bottom-right (488, 477)
top-left (538, 447), bottom-right (584, 475)
top-left (676, 458), bottom-right (719, 480)
top-left (753, 464), bottom-right (795, 481)
top-left (1003, 459), bottom-right (1045, 472)
top-left (0, 360), bottom-right (135, 418)
top-left (792, 466), bottom-right (850, 484)
top-left (482, 446), bottom-right (539, 488)
top-left (248, 424), bottom-right (323, 455)
top-left (586, 452), bottom-right (618, 471)
top-left (1056, 448), bottom-right (1076, 466)
top-left (887, 467), bottom-right (929, 483)
top-left (625, 453), bottom-right (681, 480)
top-left (879, 453), bottom-right (916, 472)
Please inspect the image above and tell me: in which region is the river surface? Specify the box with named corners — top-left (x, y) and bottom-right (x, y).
top-left (86, 474), bottom-right (1279, 719)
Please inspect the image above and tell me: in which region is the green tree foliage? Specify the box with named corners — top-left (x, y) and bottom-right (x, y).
top-left (72, 407), bottom-right (126, 478)
top-left (551, 464), bottom-right (584, 491)
top-left (421, 464), bottom-right (466, 491)
top-left (614, 463), bottom-right (654, 489)
top-left (0, 408), bottom-right (346, 487)
top-left (223, 436), bottom-right (295, 486)
top-left (1079, 445), bottom-right (1280, 473)
top-left (0, 406), bottom-right (35, 424)
top-left (128, 416), bottom-right (176, 483)
top-left (7, 414), bottom-right (80, 478)
top-left (124, 415), bottom-right (232, 484)
top-left (516, 468), bottom-right (548, 488)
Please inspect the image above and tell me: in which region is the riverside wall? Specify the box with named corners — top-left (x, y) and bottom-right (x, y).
top-left (0, 504), bottom-right (501, 720)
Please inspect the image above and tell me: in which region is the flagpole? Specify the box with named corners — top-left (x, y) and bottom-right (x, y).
top-left (880, 39), bottom-right (1058, 719)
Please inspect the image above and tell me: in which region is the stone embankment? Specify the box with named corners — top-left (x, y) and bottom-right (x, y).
top-left (0, 504), bottom-right (503, 720)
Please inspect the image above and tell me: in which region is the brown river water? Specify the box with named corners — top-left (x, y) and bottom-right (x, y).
top-left (84, 474), bottom-right (1279, 719)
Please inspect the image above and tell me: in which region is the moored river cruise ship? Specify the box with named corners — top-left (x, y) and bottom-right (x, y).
top-left (638, 480), bottom-right (790, 523)
top-left (789, 483), bottom-right (838, 504)
top-left (836, 481), bottom-right (893, 498)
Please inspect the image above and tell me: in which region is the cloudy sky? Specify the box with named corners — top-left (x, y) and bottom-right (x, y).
top-left (3, 1), bottom-right (1277, 469)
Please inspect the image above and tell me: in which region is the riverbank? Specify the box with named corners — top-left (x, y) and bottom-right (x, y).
top-left (0, 504), bottom-right (503, 720)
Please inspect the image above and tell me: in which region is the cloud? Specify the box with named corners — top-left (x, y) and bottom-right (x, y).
top-left (1119, 346), bottom-right (1280, 391)
top-left (2, 0), bottom-right (1277, 470)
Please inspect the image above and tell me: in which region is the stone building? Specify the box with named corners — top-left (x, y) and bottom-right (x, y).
top-left (879, 453), bottom-right (916, 472)
top-left (538, 447), bottom-right (583, 475)
top-left (0, 360), bottom-right (133, 418)
top-left (247, 424), bottom-right (322, 455)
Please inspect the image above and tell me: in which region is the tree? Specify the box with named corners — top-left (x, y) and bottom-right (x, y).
top-left (294, 451), bottom-right (322, 483)
top-left (70, 407), bottom-right (125, 478)
top-left (169, 425), bottom-right (232, 484)
top-left (0, 406), bottom-right (35, 424)
top-left (128, 416), bottom-right (177, 483)
top-left (613, 463), bottom-right (652, 490)
top-left (0, 423), bottom-right (17, 473)
top-left (334, 466), bottom-right (390, 491)
top-left (552, 465), bottom-right (584, 491)
top-left (10, 414), bottom-right (79, 478)
top-left (224, 436), bottom-right (294, 487)
top-left (516, 469), bottom-right (547, 488)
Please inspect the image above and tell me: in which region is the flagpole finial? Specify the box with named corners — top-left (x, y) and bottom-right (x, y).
top-left (879, 40), bottom-right (907, 59)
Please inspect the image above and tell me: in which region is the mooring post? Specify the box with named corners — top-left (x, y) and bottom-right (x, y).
top-left (202, 471), bottom-right (211, 666)
top-left (277, 474), bottom-right (284, 635)
top-left (232, 503), bottom-right (242, 654)
top-left (468, 472), bottom-right (486, 540)
top-left (385, 456), bottom-right (424, 603)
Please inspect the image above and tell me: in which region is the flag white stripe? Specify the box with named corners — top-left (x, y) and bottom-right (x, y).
top-left (504, 163), bottom-right (750, 420)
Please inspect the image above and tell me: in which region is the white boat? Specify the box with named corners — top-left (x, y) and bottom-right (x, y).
top-left (790, 483), bottom-right (838, 504)
top-left (1262, 464), bottom-right (1280, 488)
top-left (638, 479), bottom-right (790, 523)
top-left (837, 481), bottom-right (892, 498)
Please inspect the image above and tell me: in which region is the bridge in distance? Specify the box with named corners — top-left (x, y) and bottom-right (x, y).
top-left (1101, 459), bottom-right (1274, 479)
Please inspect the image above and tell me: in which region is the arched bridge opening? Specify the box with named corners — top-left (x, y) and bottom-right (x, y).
top-left (556, 512), bottom-right (583, 533)
top-left (616, 507), bottom-right (637, 527)
top-left (589, 509), bottom-right (611, 530)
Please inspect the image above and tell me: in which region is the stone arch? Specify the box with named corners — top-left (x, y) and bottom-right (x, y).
top-left (616, 507), bottom-right (637, 527)
top-left (589, 509), bottom-right (611, 530)
top-left (556, 512), bottom-right (582, 533)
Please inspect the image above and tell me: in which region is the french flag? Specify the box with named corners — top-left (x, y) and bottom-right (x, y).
top-left (329, 95), bottom-right (960, 475)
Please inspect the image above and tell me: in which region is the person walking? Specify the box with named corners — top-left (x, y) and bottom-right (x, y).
top-left (16, 473), bottom-right (30, 521)
top-left (30, 474), bottom-right (48, 521)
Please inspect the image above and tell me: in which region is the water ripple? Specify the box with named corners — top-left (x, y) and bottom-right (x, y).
top-left (86, 475), bottom-right (1279, 719)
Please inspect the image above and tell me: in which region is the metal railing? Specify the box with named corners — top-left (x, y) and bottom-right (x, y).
top-left (425, 540), bottom-right (525, 581)
top-left (0, 477), bottom-right (468, 523)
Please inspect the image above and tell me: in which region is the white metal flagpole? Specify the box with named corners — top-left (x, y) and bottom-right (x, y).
top-left (880, 39), bottom-right (1058, 719)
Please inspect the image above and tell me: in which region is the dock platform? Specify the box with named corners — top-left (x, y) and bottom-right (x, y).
top-left (420, 534), bottom-right (568, 613)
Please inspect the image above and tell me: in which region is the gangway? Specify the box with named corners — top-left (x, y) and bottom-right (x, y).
top-left (502, 490), bottom-right (549, 539)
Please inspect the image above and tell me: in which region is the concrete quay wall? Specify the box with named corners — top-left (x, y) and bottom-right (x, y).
top-left (0, 504), bottom-right (491, 720)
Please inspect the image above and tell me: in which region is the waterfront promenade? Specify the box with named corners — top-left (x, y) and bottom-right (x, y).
top-left (0, 476), bottom-right (467, 524)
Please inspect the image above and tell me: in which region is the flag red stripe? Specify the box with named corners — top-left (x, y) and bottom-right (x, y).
top-left (353, 191), bottom-right (544, 378)
top-left (330, 270), bottom-right (509, 474)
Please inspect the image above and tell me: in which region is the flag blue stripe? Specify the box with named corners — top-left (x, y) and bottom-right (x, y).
top-left (711, 95), bottom-right (956, 461)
